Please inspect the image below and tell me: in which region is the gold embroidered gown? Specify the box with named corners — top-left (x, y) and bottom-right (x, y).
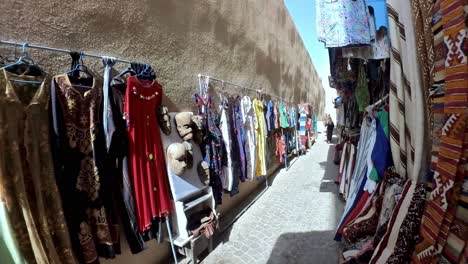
top-left (0, 69), bottom-right (77, 263)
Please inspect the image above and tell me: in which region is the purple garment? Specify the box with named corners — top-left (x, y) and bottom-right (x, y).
top-left (232, 96), bottom-right (247, 182)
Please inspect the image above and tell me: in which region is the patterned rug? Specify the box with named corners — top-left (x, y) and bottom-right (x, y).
top-left (415, 0), bottom-right (468, 263)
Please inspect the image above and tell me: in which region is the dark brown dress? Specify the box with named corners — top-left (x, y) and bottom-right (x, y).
top-left (50, 74), bottom-right (120, 263)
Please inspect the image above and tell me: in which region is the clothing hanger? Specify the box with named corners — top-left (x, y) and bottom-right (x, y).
top-left (67, 52), bottom-right (94, 89)
top-left (133, 63), bottom-right (156, 82)
top-left (118, 66), bottom-right (136, 78)
top-left (1, 43), bottom-right (44, 84)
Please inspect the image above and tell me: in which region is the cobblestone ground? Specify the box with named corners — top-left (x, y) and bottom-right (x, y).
top-left (201, 128), bottom-right (344, 264)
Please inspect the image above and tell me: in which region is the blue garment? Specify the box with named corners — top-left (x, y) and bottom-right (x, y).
top-left (266, 100), bottom-right (275, 132)
top-left (289, 107), bottom-right (297, 128)
top-left (299, 113), bottom-right (307, 136)
top-left (371, 118), bottom-right (392, 180)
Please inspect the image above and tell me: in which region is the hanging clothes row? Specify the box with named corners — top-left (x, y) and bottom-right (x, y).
top-left (193, 75), bottom-right (315, 204)
top-left (0, 45), bottom-right (172, 263)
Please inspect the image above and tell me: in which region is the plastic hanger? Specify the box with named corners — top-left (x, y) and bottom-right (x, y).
top-left (118, 67), bottom-right (136, 78)
top-left (2, 43), bottom-right (44, 84)
top-left (67, 52), bottom-right (94, 89)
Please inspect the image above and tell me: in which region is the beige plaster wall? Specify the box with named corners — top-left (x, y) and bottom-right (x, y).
top-left (1, 0), bottom-right (324, 263)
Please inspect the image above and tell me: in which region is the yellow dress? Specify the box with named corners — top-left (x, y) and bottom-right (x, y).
top-left (253, 99), bottom-right (267, 176)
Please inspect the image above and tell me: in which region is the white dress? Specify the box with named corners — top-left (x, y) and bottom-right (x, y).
top-left (241, 96), bottom-right (257, 181)
top-left (219, 94), bottom-right (233, 191)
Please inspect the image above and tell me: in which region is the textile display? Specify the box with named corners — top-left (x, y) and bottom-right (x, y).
top-left (51, 74), bottom-right (121, 263)
top-left (317, 0), bottom-right (375, 47)
top-left (1, 71), bottom-right (78, 263)
top-left (415, 0), bottom-right (468, 263)
top-left (125, 76), bottom-right (173, 230)
top-left (411, 0), bottom-right (435, 96)
top-left (387, 0), bottom-right (427, 182)
top-left (253, 98), bottom-right (267, 176)
top-left (241, 96), bottom-right (257, 180)
top-left (370, 181), bottom-right (426, 263)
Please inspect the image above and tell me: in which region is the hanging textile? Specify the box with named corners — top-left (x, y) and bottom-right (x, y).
top-left (411, 0), bottom-right (435, 95)
top-left (317, 0), bottom-right (375, 47)
top-left (355, 63), bottom-right (370, 113)
top-left (415, 0), bottom-right (468, 262)
top-left (369, 181), bottom-right (426, 263)
top-left (124, 76), bottom-right (173, 229)
top-left (219, 94), bottom-right (233, 190)
top-left (335, 117), bottom-right (376, 240)
top-left (253, 98), bottom-right (267, 176)
top-left (387, 0), bottom-right (427, 182)
top-left (102, 57), bottom-right (116, 150)
top-left (0, 70), bottom-right (78, 264)
top-left (194, 77), bottom-right (225, 204)
top-left (266, 99), bottom-right (275, 132)
top-left (228, 95), bottom-right (243, 196)
top-left (51, 74), bottom-right (121, 263)
top-left (279, 102), bottom-right (289, 128)
top-left (232, 96), bottom-right (247, 184)
top-left (241, 96), bottom-right (257, 180)
top-left (108, 76), bottom-right (145, 253)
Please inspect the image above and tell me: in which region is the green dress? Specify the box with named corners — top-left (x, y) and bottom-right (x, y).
top-left (0, 202), bottom-right (24, 264)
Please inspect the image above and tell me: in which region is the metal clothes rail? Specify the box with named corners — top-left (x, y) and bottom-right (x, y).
top-left (0, 40), bottom-right (131, 64)
top-left (0, 39), bottom-right (181, 264)
top-left (198, 73), bottom-right (292, 103)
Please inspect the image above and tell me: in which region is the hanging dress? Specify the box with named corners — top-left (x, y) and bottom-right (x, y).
top-left (241, 96), bottom-right (257, 180)
top-left (193, 86), bottom-right (225, 204)
top-left (51, 74), bottom-right (119, 263)
top-left (124, 76), bottom-right (172, 233)
top-left (219, 94), bottom-right (233, 191)
top-left (253, 98), bottom-right (267, 176)
top-left (0, 70), bottom-right (79, 264)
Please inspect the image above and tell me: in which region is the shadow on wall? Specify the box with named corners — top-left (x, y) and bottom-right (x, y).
top-left (267, 230), bottom-right (341, 264)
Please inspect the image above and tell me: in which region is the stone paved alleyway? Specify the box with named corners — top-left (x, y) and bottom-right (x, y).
top-left (201, 128), bottom-right (344, 264)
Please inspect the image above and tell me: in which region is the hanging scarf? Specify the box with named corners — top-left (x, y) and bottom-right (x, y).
top-left (102, 57), bottom-right (116, 151)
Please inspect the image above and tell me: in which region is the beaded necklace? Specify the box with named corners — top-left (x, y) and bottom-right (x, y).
top-left (132, 86), bottom-right (158, 100)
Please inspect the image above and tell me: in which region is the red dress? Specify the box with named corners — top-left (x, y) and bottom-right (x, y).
top-left (124, 76), bottom-right (172, 233)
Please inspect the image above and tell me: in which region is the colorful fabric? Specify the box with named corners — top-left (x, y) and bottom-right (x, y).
top-left (355, 63), bottom-right (370, 112)
top-left (275, 131), bottom-right (286, 163)
top-left (370, 181), bottom-right (426, 263)
top-left (387, 0), bottom-right (427, 182)
top-left (279, 102), bottom-right (289, 128)
top-left (289, 106), bottom-right (297, 128)
top-left (253, 98), bottom-right (267, 176)
top-left (52, 74), bottom-right (120, 262)
top-left (343, 180), bottom-right (386, 243)
top-left (232, 96), bottom-right (247, 182)
top-left (415, 1), bottom-right (468, 262)
top-left (299, 113), bottom-right (307, 136)
top-left (370, 116), bottom-right (392, 181)
top-left (0, 201), bottom-right (24, 264)
top-left (266, 100), bottom-right (275, 132)
top-left (411, 0), bottom-right (435, 96)
top-left (336, 118), bottom-right (376, 240)
top-left (317, 0), bottom-right (374, 47)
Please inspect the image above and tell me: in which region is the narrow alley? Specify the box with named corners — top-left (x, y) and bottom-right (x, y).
top-left (202, 125), bottom-right (344, 264)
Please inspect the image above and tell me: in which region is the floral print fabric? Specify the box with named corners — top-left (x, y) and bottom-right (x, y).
top-left (317, 0), bottom-right (374, 48)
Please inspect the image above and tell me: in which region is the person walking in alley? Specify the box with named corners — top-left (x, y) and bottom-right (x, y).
top-left (325, 114), bottom-right (334, 143)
